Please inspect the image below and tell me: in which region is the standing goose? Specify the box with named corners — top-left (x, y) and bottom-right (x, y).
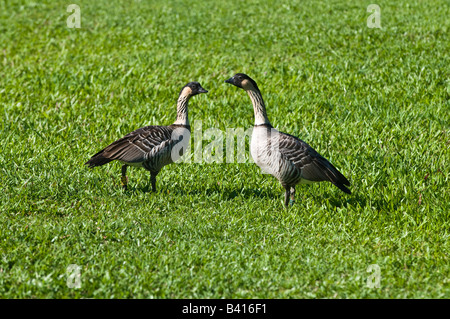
top-left (85, 81), bottom-right (208, 191)
top-left (225, 73), bottom-right (350, 208)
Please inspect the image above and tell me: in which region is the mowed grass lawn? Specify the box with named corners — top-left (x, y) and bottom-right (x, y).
top-left (0, 0), bottom-right (449, 298)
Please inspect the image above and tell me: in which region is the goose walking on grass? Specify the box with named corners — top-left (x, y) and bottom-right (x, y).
top-left (225, 73), bottom-right (350, 208)
top-left (85, 82), bottom-right (208, 191)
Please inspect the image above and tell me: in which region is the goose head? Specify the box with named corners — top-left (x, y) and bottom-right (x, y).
top-left (225, 73), bottom-right (260, 92)
top-left (180, 81), bottom-right (208, 97)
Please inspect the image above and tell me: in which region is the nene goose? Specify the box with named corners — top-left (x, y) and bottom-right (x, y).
top-left (85, 82), bottom-right (208, 191)
top-left (225, 73), bottom-right (350, 208)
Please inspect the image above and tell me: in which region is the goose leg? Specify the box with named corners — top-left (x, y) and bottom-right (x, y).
top-left (150, 173), bottom-right (157, 193)
top-left (284, 186), bottom-right (291, 209)
top-left (289, 186), bottom-right (296, 206)
top-left (121, 164), bottom-right (128, 190)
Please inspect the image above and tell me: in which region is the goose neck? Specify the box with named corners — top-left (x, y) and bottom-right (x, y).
top-left (246, 89), bottom-right (270, 126)
top-left (174, 93), bottom-right (190, 125)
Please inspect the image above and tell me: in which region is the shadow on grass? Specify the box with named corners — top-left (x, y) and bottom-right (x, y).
top-left (85, 177), bottom-right (368, 209)
top-left (126, 183), bottom-right (277, 200)
top-left (320, 190), bottom-right (387, 212)
top-left (127, 182), bottom-right (364, 208)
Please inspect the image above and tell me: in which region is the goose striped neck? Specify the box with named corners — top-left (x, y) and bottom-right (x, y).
top-left (246, 88), bottom-right (270, 126)
top-left (174, 88), bottom-right (191, 125)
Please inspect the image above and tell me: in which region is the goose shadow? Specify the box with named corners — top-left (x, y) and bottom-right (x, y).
top-left (128, 183), bottom-right (277, 201)
top-left (317, 190), bottom-right (387, 212)
top-left (129, 183), bottom-right (367, 207)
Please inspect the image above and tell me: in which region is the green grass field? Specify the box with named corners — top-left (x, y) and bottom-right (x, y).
top-left (0, 0), bottom-right (449, 298)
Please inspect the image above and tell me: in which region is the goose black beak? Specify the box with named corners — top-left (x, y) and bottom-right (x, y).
top-left (225, 77), bottom-right (234, 84)
top-left (198, 88), bottom-right (208, 94)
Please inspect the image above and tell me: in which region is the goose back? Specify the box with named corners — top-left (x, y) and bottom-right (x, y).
top-left (86, 124), bottom-right (190, 173)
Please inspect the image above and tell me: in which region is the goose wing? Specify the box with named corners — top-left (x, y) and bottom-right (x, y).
top-left (278, 132), bottom-right (351, 193)
top-left (86, 125), bottom-right (177, 166)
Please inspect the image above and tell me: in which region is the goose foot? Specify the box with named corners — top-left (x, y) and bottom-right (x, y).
top-left (121, 176), bottom-right (128, 190)
top-left (121, 164), bottom-right (128, 190)
top-left (151, 173), bottom-right (157, 193)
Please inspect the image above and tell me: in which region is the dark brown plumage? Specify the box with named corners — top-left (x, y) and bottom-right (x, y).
top-left (85, 82), bottom-right (208, 191)
top-left (278, 131), bottom-right (351, 194)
